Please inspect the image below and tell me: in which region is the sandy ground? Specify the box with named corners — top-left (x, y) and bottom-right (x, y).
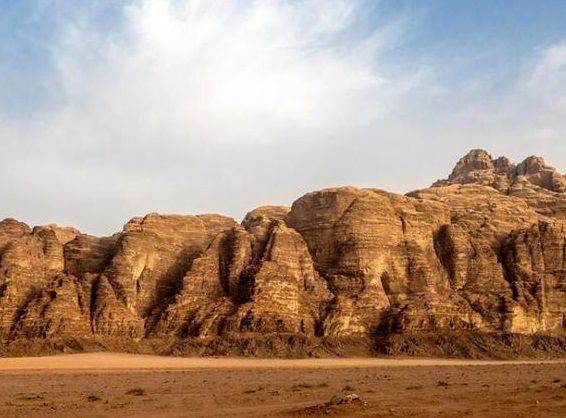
top-left (0, 354), bottom-right (565, 417)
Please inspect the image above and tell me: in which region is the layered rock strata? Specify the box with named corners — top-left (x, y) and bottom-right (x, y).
top-left (0, 150), bottom-right (565, 357)
top-left (433, 149), bottom-right (566, 218)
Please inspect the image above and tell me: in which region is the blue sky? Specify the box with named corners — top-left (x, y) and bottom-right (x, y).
top-left (381, 0), bottom-right (566, 91)
top-left (1, 0), bottom-right (565, 234)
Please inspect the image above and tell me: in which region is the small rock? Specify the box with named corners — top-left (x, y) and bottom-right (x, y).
top-left (327, 393), bottom-right (361, 406)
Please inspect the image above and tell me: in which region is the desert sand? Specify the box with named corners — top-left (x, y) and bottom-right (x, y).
top-left (0, 353), bottom-right (565, 417)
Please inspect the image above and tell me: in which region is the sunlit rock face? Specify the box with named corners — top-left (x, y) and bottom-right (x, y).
top-left (433, 149), bottom-right (566, 218)
top-left (0, 150), bottom-right (564, 355)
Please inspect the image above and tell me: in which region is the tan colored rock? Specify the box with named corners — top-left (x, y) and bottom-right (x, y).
top-left (433, 149), bottom-right (515, 190)
top-left (286, 187), bottom-right (452, 335)
top-left (0, 149), bottom-right (565, 356)
top-left (63, 234), bottom-right (118, 278)
top-left (229, 221), bottom-right (332, 335)
top-left (101, 213), bottom-right (237, 319)
top-left (89, 274), bottom-right (144, 338)
top-left (43, 225), bottom-right (81, 245)
top-left (434, 149), bottom-right (566, 218)
top-left (0, 221), bottom-right (68, 339)
top-left (242, 205), bottom-right (290, 227)
top-left (152, 217), bottom-right (331, 338)
top-left (500, 221), bottom-right (566, 333)
top-left (9, 274), bottom-right (91, 339)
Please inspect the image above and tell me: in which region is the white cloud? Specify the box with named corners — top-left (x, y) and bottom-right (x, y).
top-left (45, 0), bottom-right (411, 147)
top-left (1, 2), bottom-right (565, 236)
top-left (0, 0), bottom-right (420, 234)
top-left (437, 40), bottom-right (566, 146)
top-left (528, 42), bottom-right (566, 115)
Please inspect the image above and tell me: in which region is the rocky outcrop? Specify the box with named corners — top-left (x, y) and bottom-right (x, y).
top-left (433, 149), bottom-right (566, 218)
top-left (151, 216), bottom-right (332, 338)
top-left (0, 150), bottom-right (565, 358)
top-left (499, 221), bottom-right (566, 333)
top-left (0, 221), bottom-right (70, 340)
top-left (100, 213), bottom-right (237, 320)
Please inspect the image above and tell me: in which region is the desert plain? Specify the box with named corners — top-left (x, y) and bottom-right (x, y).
top-left (0, 353), bottom-right (564, 417)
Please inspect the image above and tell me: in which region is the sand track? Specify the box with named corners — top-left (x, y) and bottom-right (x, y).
top-left (0, 352), bottom-right (564, 373)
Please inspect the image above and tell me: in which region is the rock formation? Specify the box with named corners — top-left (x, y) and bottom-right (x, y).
top-left (433, 149), bottom-right (566, 218)
top-left (0, 150), bottom-right (565, 357)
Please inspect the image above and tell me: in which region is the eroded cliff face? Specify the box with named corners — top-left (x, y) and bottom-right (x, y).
top-left (433, 149), bottom-right (566, 218)
top-left (0, 150), bottom-right (565, 357)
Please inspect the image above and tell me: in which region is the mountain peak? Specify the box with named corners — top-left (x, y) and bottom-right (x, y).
top-left (462, 148), bottom-right (493, 160)
top-left (433, 150), bottom-right (564, 194)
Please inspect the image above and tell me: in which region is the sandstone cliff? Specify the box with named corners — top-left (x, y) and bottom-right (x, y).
top-left (0, 150), bottom-right (565, 358)
top-left (433, 149), bottom-right (566, 218)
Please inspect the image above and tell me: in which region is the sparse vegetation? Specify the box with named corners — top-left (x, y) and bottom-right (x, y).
top-left (0, 357), bottom-right (564, 417)
top-left (243, 386), bottom-right (264, 394)
top-left (125, 388), bottom-right (146, 396)
top-left (17, 395), bottom-right (44, 401)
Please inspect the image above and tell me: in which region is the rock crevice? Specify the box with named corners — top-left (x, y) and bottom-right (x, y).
top-left (0, 150), bottom-right (565, 357)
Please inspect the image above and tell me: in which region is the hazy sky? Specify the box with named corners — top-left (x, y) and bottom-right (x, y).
top-left (1, 0), bottom-right (566, 235)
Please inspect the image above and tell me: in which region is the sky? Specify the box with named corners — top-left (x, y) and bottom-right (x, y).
top-left (1, 0), bottom-right (566, 235)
